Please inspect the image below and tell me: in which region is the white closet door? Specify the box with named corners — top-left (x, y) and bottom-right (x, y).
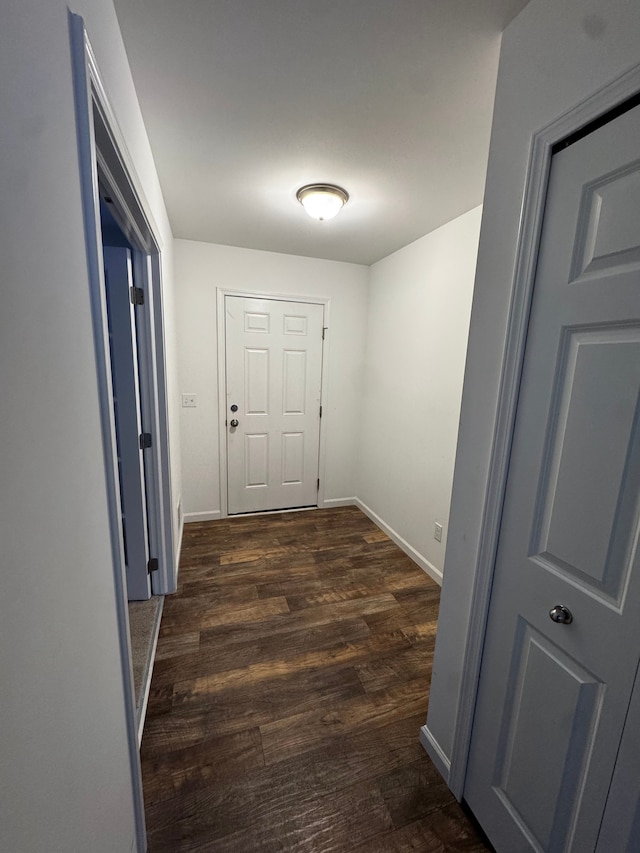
top-left (465, 104), bottom-right (640, 851)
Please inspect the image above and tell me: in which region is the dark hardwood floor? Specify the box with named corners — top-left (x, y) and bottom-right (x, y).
top-left (141, 506), bottom-right (490, 852)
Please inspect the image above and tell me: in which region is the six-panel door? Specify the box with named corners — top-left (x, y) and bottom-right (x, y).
top-left (225, 296), bottom-right (324, 514)
top-left (464, 104), bottom-right (640, 851)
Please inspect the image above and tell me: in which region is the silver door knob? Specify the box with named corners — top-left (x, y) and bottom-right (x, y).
top-left (549, 604), bottom-right (573, 624)
top-left (230, 419), bottom-right (239, 428)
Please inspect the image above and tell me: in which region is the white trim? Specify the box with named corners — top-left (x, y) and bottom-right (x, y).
top-left (87, 54), bottom-right (162, 253)
top-left (175, 509), bottom-right (185, 555)
top-left (216, 286), bottom-right (331, 518)
top-left (321, 497), bottom-right (358, 508)
top-left (69, 14), bottom-right (146, 851)
top-left (85, 31), bottom-right (175, 599)
top-left (174, 506), bottom-right (184, 567)
top-left (447, 63), bottom-right (640, 800)
top-left (316, 301), bottom-right (330, 511)
top-left (136, 597), bottom-right (164, 746)
top-left (147, 253), bottom-right (177, 595)
top-left (355, 499), bottom-right (443, 585)
top-left (420, 725), bottom-right (451, 785)
top-left (216, 288), bottom-right (228, 517)
top-left (216, 286), bottom-right (333, 305)
top-left (184, 510), bottom-right (222, 523)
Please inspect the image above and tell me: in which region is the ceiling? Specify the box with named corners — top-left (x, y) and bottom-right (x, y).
top-left (113, 0), bottom-right (530, 265)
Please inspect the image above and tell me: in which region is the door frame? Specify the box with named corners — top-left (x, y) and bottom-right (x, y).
top-left (103, 246), bottom-right (151, 600)
top-left (70, 14), bottom-right (176, 850)
top-left (216, 287), bottom-right (330, 519)
top-left (446, 63), bottom-right (640, 800)
top-left (71, 16), bottom-right (176, 598)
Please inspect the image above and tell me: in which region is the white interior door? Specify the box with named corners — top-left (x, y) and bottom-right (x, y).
top-left (464, 104), bottom-right (640, 851)
top-left (225, 295), bottom-right (324, 514)
top-left (103, 247), bottom-right (151, 600)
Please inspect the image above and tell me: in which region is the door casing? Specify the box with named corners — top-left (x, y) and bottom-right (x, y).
top-left (71, 13), bottom-right (177, 851)
top-left (441, 62), bottom-right (640, 800)
top-left (72, 18), bottom-right (176, 599)
top-left (216, 287), bottom-right (330, 519)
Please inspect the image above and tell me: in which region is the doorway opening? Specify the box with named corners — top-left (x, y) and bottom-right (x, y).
top-left (100, 199), bottom-right (165, 739)
top-left (71, 13), bottom-right (176, 850)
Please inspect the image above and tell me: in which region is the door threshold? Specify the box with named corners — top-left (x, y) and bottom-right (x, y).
top-left (127, 595), bottom-right (164, 745)
top-left (228, 505), bottom-right (318, 518)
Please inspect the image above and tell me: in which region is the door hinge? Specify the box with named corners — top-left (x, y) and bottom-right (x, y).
top-left (130, 286), bottom-right (145, 306)
top-left (322, 327), bottom-right (326, 340)
top-left (139, 432), bottom-right (152, 449)
top-left (317, 478), bottom-right (320, 491)
top-left (147, 557), bottom-right (159, 574)
top-left (319, 405), bottom-right (323, 418)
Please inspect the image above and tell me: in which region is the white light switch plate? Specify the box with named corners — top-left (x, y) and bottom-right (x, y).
top-left (182, 394), bottom-right (197, 408)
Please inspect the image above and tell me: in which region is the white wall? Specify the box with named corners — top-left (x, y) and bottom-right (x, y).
top-left (1, 2), bottom-right (180, 850)
top-left (358, 207), bottom-right (481, 580)
top-left (175, 240), bottom-right (368, 519)
top-left (427, 0), bottom-right (640, 772)
top-left (176, 209), bottom-right (479, 582)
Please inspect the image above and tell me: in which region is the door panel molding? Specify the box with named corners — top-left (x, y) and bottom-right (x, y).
top-left (216, 287), bottom-right (330, 518)
top-left (493, 620), bottom-right (604, 851)
top-left (531, 325), bottom-right (640, 607)
top-left (571, 160), bottom-right (640, 281)
top-left (448, 62), bottom-right (640, 800)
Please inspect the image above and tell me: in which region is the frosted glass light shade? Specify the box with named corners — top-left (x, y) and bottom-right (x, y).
top-left (296, 184), bottom-right (349, 220)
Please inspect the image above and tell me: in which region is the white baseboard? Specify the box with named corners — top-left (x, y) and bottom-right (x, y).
top-left (420, 724), bottom-right (452, 786)
top-left (174, 512), bottom-right (184, 568)
top-left (184, 510), bottom-right (222, 523)
top-left (172, 514), bottom-right (184, 591)
top-left (321, 497), bottom-right (357, 508)
top-left (355, 499), bottom-right (443, 586)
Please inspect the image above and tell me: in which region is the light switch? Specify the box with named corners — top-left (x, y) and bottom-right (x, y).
top-left (182, 394), bottom-right (197, 408)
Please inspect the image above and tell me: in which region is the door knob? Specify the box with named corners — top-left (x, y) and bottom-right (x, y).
top-left (549, 604), bottom-right (573, 624)
top-left (230, 419), bottom-right (239, 428)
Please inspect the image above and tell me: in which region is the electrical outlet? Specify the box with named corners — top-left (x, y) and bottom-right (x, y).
top-left (182, 393), bottom-right (197, 408)
top-left (434, 522), bottom-right (443, 542)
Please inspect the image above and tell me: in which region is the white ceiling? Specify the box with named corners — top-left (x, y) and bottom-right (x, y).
top-left (113, 0), bottom-right (530, 265)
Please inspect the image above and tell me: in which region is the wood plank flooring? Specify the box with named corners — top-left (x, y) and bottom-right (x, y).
top-left (141, 506), bottom-right (490, 852)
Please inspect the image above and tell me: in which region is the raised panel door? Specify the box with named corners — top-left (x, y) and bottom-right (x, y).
top-left (465, 104), bottom-right (640, 851)
top-left (225, 296), bottom-right (324, 514)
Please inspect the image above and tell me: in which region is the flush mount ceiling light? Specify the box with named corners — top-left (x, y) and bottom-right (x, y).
top-left (296, 184), bottom-right (349, 221)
